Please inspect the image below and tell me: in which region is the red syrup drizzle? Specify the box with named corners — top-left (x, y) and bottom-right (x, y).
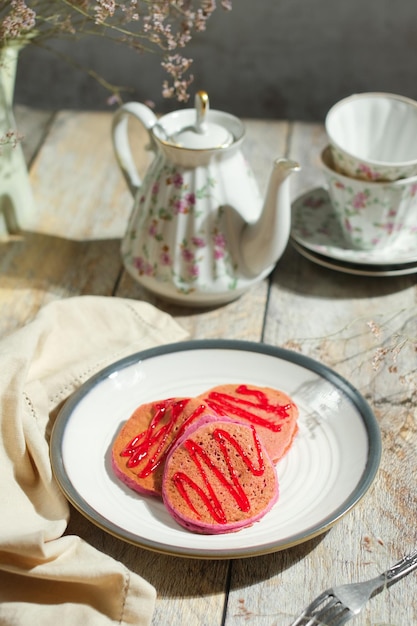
top-left (119, 385), bottom-right (293, 478)
top-left (172, 425), bottom-right (265, 524)
top-left (120, 398), bottom-right (206, 477)
top-left (203, 384), bottom-right (292, 433)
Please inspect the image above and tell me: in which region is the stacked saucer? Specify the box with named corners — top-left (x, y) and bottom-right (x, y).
top-left (290, 187), bottom-right (417, 276)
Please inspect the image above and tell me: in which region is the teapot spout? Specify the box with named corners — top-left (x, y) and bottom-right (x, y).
top-left (240, 158), bottom-right (300, 277)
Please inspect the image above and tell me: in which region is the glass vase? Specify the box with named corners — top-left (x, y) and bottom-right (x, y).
top-left (0, 41), bottom-right (35, 239)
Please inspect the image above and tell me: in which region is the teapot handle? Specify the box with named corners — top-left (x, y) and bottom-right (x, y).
top-left (112, 102), bottom-right (158, 196)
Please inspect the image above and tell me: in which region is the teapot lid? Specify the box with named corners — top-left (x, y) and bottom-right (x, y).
top-left (167, 91), bottom-right (233, 149)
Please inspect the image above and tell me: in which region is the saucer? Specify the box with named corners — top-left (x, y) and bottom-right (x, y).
top-left (291, 187), bottom-right (417, 266)
top-left (292, 239), bottom-right (417, 277)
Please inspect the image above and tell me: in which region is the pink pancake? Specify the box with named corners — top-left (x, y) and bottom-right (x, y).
top-left (111, 396), bottom-right (208, 496)
top-left (197, 383), bottom-right (299, 463)
top-left (162, 417), bottom-right (279, 534)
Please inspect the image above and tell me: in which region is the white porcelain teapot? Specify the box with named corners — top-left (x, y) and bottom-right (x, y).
top-left (112, 91), bottom-right (299, 306)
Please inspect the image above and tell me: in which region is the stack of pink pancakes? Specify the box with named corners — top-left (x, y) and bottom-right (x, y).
top-left (112, 384), bottom-right (298, 534)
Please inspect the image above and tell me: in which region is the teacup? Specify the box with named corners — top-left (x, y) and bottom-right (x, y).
top-left (325, 92), bottom-right (417, 181)
top-left (321, 146), bottom-right (417, 250)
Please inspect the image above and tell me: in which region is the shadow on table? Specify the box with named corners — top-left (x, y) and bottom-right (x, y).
top-left (273, 243), bottom-right (417, 300)
top-left (66, 501), bottom-right (327, 600)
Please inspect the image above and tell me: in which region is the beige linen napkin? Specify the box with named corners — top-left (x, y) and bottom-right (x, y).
top-left (0, 296), bottom-right (189, 626)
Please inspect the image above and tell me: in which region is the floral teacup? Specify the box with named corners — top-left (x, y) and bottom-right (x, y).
top-left (321, 146), bottom-right (417, 250)
top-left (325, 92), bottom-right (417, 181)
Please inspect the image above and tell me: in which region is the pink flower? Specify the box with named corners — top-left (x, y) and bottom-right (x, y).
top-left (214, 248), bottom-right (225, 260)
top-left (133, 256), bottom-right (153, 276)
top-left (182, 248), bottom-right (194, 262)
top-left (160, 251), bottom-right (172, 266)
top-left (189, 264), bottom-right (199, 277)
top-left (382, 222), bottom-right (396, 234)
top-left (174, 199), bottom-right (188, 214)
top-left (185, 192), bottom-right (196, 206)
top-left (411, 184), bottom-right (417, 196)
top-left (352, 192), bottom-right (367, 209)
top-left (148, 220), bottom-right (158, 236)
top-left (152, 182), bottom-right (159, 195)
top-left (173, 172), bottom-right (183, 188)
top-left (335, 181), bottom-right (345, 189)
top-left (358, 164), bottom-right (379, 180)
top-left (213, 232), bottom-right (226, 248)
top-left (191, 236), bottom-right (205, 248)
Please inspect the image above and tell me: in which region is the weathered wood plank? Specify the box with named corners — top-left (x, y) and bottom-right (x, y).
top-left (0, 111), bottom-right (132, 338)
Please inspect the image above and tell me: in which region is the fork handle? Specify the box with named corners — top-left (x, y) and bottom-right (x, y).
top-left (380, 550), bottom-right (417, 586)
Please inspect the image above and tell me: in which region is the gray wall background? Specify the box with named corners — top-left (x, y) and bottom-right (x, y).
top-left (14, 0), bottom-right (417, 121)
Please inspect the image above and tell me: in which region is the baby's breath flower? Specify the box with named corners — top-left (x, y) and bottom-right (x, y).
top-left (367, 320), bottom-right (382, 339)
top-left (95, 0), bottom-right (116, 24)
top-left (0, 0), bottom-right (233, 102)
top-left (372, 347), bottom-right (389, 371)
top-left (0, 0), bottom-right (36, 40)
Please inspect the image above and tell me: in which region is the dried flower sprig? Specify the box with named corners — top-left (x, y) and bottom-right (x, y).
top-left (0, 0), bottom-right (232, 102)
top-left (281, 307), bottom-right (417, 401)
top-left (367, 311), bottom-right (417, 373)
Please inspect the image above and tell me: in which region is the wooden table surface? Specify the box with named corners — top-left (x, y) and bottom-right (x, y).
top-left (2, 106), bottom-right (416, 625)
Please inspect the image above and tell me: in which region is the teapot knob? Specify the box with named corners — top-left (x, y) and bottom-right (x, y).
top-left (195, 90), bottom-right (209, 134)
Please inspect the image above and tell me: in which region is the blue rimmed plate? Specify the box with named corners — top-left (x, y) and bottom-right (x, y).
top-left (50, 340), bottom-right (381, 559)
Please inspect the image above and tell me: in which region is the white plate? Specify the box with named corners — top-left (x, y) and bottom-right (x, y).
top-left (292, 239), bottom-right (417, 277)
top-left (51, 340), bottom-right (381, 559)
top-left (291, 187), bottom-right (417, 265)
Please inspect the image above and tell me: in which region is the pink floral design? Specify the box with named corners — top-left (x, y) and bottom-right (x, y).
top-left (160, 246), bottom-right (172, 266)
top-left (126, 163), bottom-right (239, 296)
top-left (191, 236), bottom-right (205, 248)
top-left (381, 222), bottom-right (396, 234)
top-left (174, 199), bottom-right (188, 214)
top-left (182, 248), bottom-right (195, 262)
top-left (358, 164), bottom-right (379, 180)
top-left (352, 192), bottom-right (368, 209)
top-left (133, 256), bottom-right (153, 276)
top-left (172, 190), bottom-right (196, 214)
top-left (148, 219), bottom-right (158, 237)
top-left (213, 233), bottom-right (226, 248)
top-left (172, 172), bottom-right (183, 188)
top-left (185, 192), bottom-right (196, 205)
top-left (212, 231), bottom-right (227, 260)
top-left (189, 264), bottom-right (199, 277)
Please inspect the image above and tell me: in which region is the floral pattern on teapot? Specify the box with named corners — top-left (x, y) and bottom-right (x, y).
top-left (122, 163), bottom-right (239, 296)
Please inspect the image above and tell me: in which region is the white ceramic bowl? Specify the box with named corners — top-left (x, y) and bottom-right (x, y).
top-left (325, 92), bottom-right (417, 181)
top-left (321, 146), bottom-right (417, 250)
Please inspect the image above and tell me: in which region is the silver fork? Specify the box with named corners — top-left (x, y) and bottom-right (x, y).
top-left (290, 550), bottom-right (417, 626)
